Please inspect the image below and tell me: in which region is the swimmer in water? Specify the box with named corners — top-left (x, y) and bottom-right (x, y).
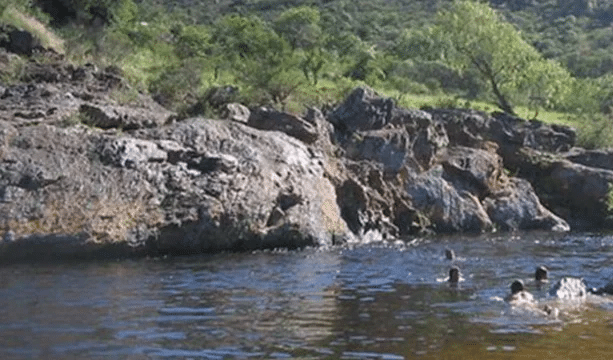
top-left (505, 279), bottom-right (535, 303)
top-left (448, 266), bottom-right (460, 284)
top-left (535, 266), bottom-right (548, 282)
top-left (533, 265), bottom-right (549, 290)
top-left (445, 249), bottom-right (455, 261)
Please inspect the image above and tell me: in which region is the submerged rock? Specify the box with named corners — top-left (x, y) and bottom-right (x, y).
top-left (548, 277), bottom-right (588, 300)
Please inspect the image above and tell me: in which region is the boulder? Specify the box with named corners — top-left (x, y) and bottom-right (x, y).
top-left (483, 177), bottom-right (570, 232)
top-left (329, 87), bottom-right (394, 132)
top-left (565, 148), bottom-right (613, 171)
top-left (0, 26), bottom-right (41, 56)
top-left (147, 119), bottom-right (350, 252)
top-left (490, 112), bottom-right (576, 153)
top-left (247, 107), bottom-right (318, 144)
top-left (222, 103), bottom-right (250, 123)
top-left (405, 165), bottom-right (494, 233)
top-left (547, 159), bottom-right (613, 228)
top-left (0, 118), bottom-right (353, 260)
top-left (548, 277), bottom-right (588, 300)
top-left (441, 146), bottom-right (504, 198)
top-left (428, 108), bottom-right (490, 148)
top-left (334, 92), bottom-right (449, 173)
top-left (343, 127), bottom-right (413, 174)
top-left (79, 102), bottom-right (172, 130)
top-left (487, 112), bottom-right (576, 170)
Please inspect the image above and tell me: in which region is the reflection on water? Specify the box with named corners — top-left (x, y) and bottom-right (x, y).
top-left (1, 232), bottom-right (613, 359)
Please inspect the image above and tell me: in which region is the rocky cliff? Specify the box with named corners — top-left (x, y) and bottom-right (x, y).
top-left (1, 46), bottom-right (612, 262)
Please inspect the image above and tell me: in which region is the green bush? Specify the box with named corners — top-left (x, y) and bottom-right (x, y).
top-left (573, 113), bottom-right (613, 149)
top-left (148, 58), bottom-right (204, 110)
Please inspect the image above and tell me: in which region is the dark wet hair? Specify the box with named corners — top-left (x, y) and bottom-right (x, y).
top-left (535, 266), bottom-right (548, 281)
top-left (510, 279), bottom-right (525, 294)
top-left (448, 266), bottom-right (460, 283)
top-left (445, 249), bottom-right (455, 260)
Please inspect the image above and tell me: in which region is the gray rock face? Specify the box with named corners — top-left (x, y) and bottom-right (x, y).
top-left (2, 70), bottom-right (611, 261)
top-left (405, 165), bottom-right (494, 233)
top-left (247, 107), bottom-right (318, 144)
top-left (337, 107), bottom-right (448, 173)
top-left (547, 159), bottom-right (613, 228)
top-left (329, 87), bottom-right (394, 132)
top-left (427, 106), bottom-right (609, 231)
top-left (328, 87), bottom-right (572, 234)
top-left (0, 119), bottom-right (350, 260)
top-left (145, 119), bottom-right (349, 253)
top-left (429, 108), bottom-right (490, 148)
top-left (565, 148), bottom-right (613, 171)
top-left (344, 127), bottom-right (413, 174)
top-left (0, 61), bottom-right (175, 128)
top-left (80, 102), bottom-right (171, 130)
top-left (222, 103), bottom-right (250, 123)
top-left (489, 112), bottom-right (576, 154)
top-left (484, 177), bottom-right (570, 232)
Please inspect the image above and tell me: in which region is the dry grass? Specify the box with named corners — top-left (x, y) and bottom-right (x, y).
top-left (4, 190), bottom-right (163, 243)
top-left (2, 6), bottom-right (65, 54)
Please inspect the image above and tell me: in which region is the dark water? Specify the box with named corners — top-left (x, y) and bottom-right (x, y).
top-left (2, 232), bottom-right (613, 359)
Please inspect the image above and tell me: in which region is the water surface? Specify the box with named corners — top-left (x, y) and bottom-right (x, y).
top-left (1, 231), bottom-right (613, 359)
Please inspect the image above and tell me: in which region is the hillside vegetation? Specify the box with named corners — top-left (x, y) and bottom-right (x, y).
top-left (3, 0), bottom-right (613, 147)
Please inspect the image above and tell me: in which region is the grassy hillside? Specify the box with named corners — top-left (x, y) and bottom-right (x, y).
top-left (3, 0), bottom-right (613, 148)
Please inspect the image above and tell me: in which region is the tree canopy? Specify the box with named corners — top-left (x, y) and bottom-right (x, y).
top-left (433, 0), bottom-right (575, 114)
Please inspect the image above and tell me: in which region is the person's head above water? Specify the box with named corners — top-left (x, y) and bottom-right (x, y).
top-left (535, 266), bottom-right (548, 282)
top-left (510, 279), bottom-right (525, 294)
top-left (506, 279), bottom-right (535, 303)
top-left (445, 249), bottom-right (455, 261)
top-left (448, 266), bottom-right (460, 283)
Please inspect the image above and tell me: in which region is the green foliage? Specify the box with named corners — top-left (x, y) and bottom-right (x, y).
top-left (26, 0), bottom-right (613, 148)
top-left (110, 0), bottom-right (138, 30)
top-left (1, 0), bottom-right (50, 23)
top-left (0, 54), bottom-right (27, 85)
top-left (173, 24), bottom-right (212, 59)
top-left (1, 5), bottom-right (64, 52)
top-left (212, 14), bottom-right (287, 65)
top-left (572, 113), bottom-right (613, 150)
top-left (433, 1), bottom-right (576, 114)
top-left (274, 6), bottom-right (322, 51)
top-left (148, 60), bottom-right (203, 109)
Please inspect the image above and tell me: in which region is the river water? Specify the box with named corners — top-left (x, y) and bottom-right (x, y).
top-left (1, 231), bottom-right (613, 359)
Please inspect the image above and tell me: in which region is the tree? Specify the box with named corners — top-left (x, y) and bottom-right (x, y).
top-left (433, 0), bottom-right (574, 115)
top-left (211, 14), bottom-right (301, 107)
top-left (274, 6), bottom-right (321, 51)
top-left (274, 6), bottom-right (326, 85)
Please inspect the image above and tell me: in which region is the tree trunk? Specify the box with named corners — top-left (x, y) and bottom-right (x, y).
top-left (470, 55), bottom-right (516, 115)
top-left (489, 75), bottom-right (516, 115)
